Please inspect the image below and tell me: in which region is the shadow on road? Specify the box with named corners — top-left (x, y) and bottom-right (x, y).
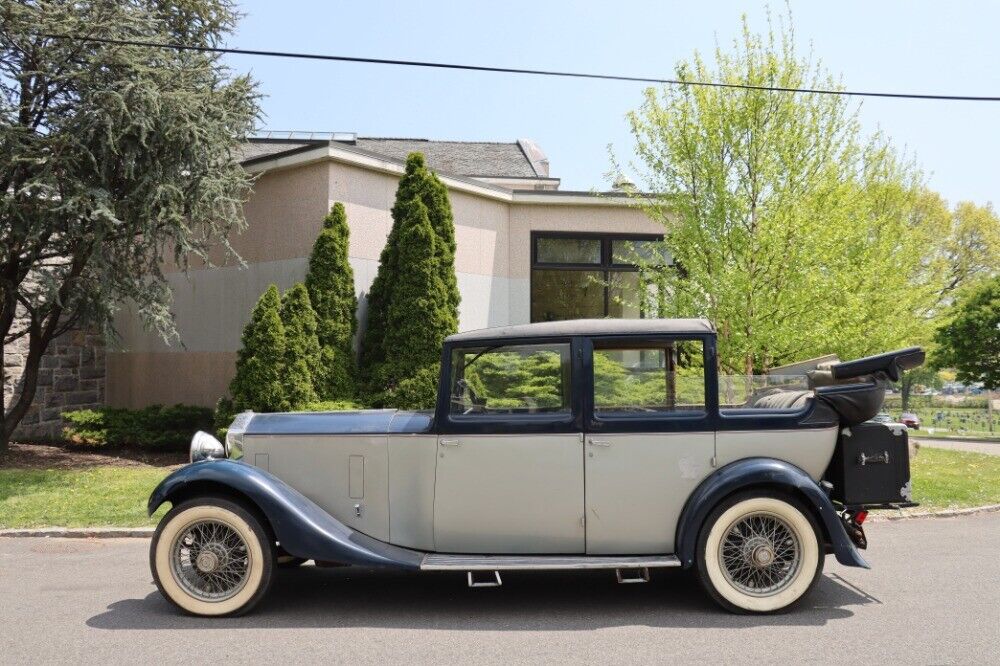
top-left (86, 566), bottom-right (873, 631)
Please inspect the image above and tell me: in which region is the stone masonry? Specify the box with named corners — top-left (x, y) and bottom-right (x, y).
top-left (3, 323), bottom-right (106, 441)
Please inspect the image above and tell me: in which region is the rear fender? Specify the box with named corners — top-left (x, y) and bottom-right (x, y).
top-left (148, 460), bottom-right (423, 569)
top-left (675, 457), bottom-right (869, 569)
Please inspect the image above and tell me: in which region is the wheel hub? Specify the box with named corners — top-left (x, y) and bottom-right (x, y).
top-left (743, 537), bottom-right (776, 567)
top-left (719, 511), bottom-right (802, 596)
top-left (171, 519), bottom-right (251, 602)
top-left (195, 547), bottom-right (222, 573)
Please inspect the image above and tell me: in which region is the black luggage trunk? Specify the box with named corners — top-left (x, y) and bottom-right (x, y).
top-left (825, 421), bottom-right (912, 506)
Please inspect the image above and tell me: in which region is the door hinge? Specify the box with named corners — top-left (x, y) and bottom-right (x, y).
top-left (710, 455), bottom-right (718, 468)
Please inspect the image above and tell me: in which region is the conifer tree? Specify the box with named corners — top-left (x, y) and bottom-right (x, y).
top-left (366, 198), bottom-right (455, 407)
top-left (305, 202), bottom-right (358, 399)
top-left (361, 153), bottom-right (460, 402)
top-left (280, 283), bottom-right (320, 409)
top-left (229, 285), bottom-right (287, 412)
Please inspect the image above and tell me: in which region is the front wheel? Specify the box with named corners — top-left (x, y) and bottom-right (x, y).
top-left (150, 497), bottom-right (275, 617)
top-left (696, 490), bottom-right (824, 614)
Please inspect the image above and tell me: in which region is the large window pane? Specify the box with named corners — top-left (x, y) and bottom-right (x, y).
top-left (450, 343), bottom-right (572, 415)
top-left (531, 269), bottom-right (604, 321)
top-left (608, 271), bottom-right (642, 318)
top-left (612, 239), bottom-right (671, 267)
top-left (536, 237), bottom-right (601, 264)
top-left (593, 341), bottom-right (705, 413)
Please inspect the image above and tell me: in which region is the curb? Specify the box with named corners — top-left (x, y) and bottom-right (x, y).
top-left (869, 503), bottom-right (1000, 522)
top-left (3, 505), bottom-right (1000, 538)
top-left (0, 527), bottom-right (155, 539)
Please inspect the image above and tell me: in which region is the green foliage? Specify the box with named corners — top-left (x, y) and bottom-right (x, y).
top-left (0, 1), bottom-right (259, 447)
top-left (229, 285), bottom-right (287, 412)
top-left (62, 405), bottom-right (213, 451)
top-left (934, 277), bottom-right (1000, 390)
top-left (361, 154), bottom-right (459, 406)
top-left (465, 351), bottom-right (565, 409)
top-left (305, 202), bottom-right (358, 400)
top-left (618, 10), bottom-right (996, 374)
top-left (280, 283), bottom-right (320, 409)
top-left (298, 400), bottom-right (361, 412)
top-left (374, 366), bottom-right (441, 410)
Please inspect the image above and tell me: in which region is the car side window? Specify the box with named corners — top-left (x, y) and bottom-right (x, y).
top-left (593, 340), bottom-right (706, 414)
top-left (718, 374), bottom-right (813, 414)
top-left (450, 343), bottom-right (572, 416)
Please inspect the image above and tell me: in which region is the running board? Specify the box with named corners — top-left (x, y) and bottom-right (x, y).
top-left (420, 554), bottom-right (681, 571)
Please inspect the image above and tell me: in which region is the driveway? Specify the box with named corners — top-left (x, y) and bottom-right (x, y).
top-left (1, 514), bottom-right (998, 665)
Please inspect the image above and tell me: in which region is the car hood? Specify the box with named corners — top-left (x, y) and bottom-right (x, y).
top-left (242, 409), bottom-right (434, 436)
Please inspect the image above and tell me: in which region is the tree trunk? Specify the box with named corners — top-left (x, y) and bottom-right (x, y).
top-left (900, 374), bottom-right (912, 412)
top-left (1, 326), bottom-right (52, 450)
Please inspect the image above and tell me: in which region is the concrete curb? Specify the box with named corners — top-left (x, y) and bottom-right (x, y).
top-left (3, 505), bottom-right (1000, 538)
top-left (0, 527), bottom-right (155, 539)
top-left (869, 503), bottom-right (1000, 522)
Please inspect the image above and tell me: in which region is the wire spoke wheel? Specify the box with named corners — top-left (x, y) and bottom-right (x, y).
top-left (718, 511), bottom-right (802, 597)
top-left (170, 519), bottom-right (252, 603)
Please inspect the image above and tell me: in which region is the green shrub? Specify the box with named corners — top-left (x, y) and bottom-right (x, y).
top-left (361, 153), bottom-right (459, 405)
top-left (229, 284), bottom-right (287, 412)
top-left (62, 405), bottom-right (214, 451)
top-left (298, 400), bottom-right (360, 412)
top-left (280, 283), bottom-right (320, 409)
top-left (306, 202), bottom-right (358, 400)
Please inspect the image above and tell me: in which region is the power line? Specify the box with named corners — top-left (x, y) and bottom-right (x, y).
top-left (38, 33), bottom-right (1000, 102)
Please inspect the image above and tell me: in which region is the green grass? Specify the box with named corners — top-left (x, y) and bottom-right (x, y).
top-left (0, 447), bottom-right (997, 528)
top-left (899, 406), bottom-right (998, 439)
top-left (910, 447), bottom-right (1000, 511)
top-left (0, 467), bottom-right (170, 528)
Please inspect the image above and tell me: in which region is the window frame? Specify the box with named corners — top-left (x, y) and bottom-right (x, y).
top-left (529, 231), bottom-right (665, 322)
top-left (436, 336), bottom-right (585, 435)
top-left (583, 334), bottom-right (717, 433)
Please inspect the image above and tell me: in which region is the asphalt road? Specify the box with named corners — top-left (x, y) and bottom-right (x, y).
top-left (2, 514), bottom-right (999, 665)
top-left (914, 437), bottom-right (1000, 456)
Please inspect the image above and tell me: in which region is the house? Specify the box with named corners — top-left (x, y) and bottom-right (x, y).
top-left (8, 133), bottom-right (667, 435)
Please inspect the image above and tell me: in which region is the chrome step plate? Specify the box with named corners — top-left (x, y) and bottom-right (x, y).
top-left (420, 554), bottom-right (681, 571)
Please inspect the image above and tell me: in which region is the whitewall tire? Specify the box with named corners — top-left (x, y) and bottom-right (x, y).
top-left (696, 491), bottom-right (823, 614)
top-left (150, 497), bottom-right (275, 617)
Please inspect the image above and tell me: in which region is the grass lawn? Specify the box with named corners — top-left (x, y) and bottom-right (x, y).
top-left (0, 447), bottom-right (997, 528)
top-left (909, 447), bottom-right (1000, 511)
top-left (0, 467), bottom-right (170, 528)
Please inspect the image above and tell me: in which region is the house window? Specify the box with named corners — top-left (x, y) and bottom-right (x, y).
top-left (530, 233), bottom-right (667, 322)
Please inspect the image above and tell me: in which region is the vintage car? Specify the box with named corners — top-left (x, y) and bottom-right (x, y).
top-left (147, 319), bottom-right (924, 617)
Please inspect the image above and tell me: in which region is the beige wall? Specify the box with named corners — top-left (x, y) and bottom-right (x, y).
top-left (108, 158), bottom-right (659, 408)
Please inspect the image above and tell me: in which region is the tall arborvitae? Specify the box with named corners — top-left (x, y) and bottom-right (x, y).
top-left (229, 285), bottom-right (287, 412)
top-left (305, 202), bottom-right (358, 399)
top-left (366, 197), bottom-right (455, 407)
top-left (280, 283), bottom-right (320, 409)
top-left (361, 152), bottom-right (459, 402)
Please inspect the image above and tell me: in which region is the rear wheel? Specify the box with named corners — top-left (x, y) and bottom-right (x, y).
top-left (150, 497), bottom-right (274, 617)
top-left (696, 490), bottom-right (823, 614)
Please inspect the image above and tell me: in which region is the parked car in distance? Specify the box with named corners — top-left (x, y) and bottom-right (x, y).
top-left (147, 319), bottom-right (924, 617)
top-left (869, 412), bottom-right (895, 425)
top-left (899, 412), bottom-right (921, 429)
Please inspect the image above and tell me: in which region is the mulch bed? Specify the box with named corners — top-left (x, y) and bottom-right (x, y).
top-left (0, 441), bottom-right (186, 470)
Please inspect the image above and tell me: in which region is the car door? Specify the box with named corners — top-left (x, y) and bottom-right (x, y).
top-left (433, 339), bottom-right (586, 553)
top-left (583, 337), bottom-right (716, 554)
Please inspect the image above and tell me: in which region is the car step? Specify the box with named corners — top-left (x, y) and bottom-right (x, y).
top-left (420, 554), bottom-right (680, 571)
top-left (616, 567), bottom-right (651, 584)
top-left (467, 571), bottom-right (502, 588)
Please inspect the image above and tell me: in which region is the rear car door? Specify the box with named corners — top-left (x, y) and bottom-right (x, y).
top-left (433, 339), bottom-right (585, 553)
top-left (583, 336), bottom-right (716, 554)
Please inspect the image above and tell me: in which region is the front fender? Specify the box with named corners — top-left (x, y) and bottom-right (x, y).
top-left (148, 460), bottom-right (423, 570)
top-left (675, 457), bottom-right (869, 570)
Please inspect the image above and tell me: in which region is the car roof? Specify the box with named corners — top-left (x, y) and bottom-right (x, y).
top-left (445, 318), bottom-right (715, 344)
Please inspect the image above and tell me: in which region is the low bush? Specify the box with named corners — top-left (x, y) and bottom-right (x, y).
top-left (299, 400), bottom-right (360, 412)
top-left (62, 404), bottom-right (214, 451)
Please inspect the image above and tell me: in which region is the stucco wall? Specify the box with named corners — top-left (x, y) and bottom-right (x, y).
top-left (107, 158), bottom-right (657, 408)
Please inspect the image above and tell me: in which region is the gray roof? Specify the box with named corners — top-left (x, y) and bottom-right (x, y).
top-left (354, 138), bottom-right (539, 177)
top-left (446, 318), bottom-right (715, 343)
top-left (238, 137), bottom-right (544, 179)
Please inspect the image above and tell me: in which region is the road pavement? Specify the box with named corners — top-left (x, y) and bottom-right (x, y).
top-left (1, 513), bottom-right (998, 665)
top-left (914, 437), bottom-right (1000, 456)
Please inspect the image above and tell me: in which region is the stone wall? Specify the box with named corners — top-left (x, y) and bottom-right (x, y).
top-left (3, 327), bottom-right (106, 441)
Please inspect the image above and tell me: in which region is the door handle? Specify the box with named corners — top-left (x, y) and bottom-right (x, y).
top-left (440, 439), bottom-right (461, 447)
top-left (588, 439), bottom-right (612, 447)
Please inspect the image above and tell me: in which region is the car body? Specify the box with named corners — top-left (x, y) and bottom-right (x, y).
top-left (899, 412), bottom-right (921, 429)
top-left (148, 319), bottom-right (924, 617)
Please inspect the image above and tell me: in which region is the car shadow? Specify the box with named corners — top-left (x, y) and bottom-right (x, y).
top-left (86, 566), bottom-right (871, 631)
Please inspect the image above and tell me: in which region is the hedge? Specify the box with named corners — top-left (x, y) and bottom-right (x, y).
top-left (62, 404), bottom-right (214, 451)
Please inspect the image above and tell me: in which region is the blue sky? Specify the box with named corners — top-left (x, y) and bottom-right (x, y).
top-left (229, 1), bottom-right (1000, 205)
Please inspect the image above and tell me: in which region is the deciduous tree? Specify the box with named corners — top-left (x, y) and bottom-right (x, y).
top-left (933, 277), bottom-right (1000, 391)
